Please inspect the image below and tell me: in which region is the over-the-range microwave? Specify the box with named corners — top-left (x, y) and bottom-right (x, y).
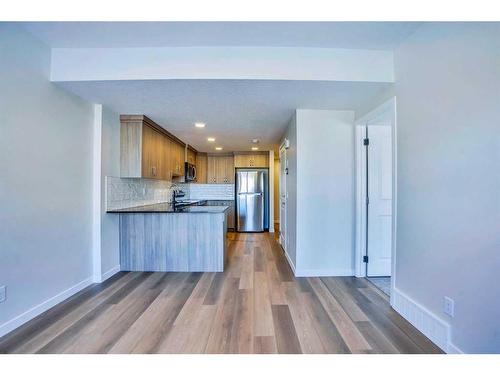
top-left (185, 162), bottom-right (197, 182)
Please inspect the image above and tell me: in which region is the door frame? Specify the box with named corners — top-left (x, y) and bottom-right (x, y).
top-left (354, 97), bottom-right (397, 304)
top-left (278, 142), bottom-right (288, 252)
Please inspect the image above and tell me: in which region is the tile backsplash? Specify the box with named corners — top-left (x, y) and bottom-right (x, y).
top-left (186, 183), bottom-right (235, 200)
top-left (105, 177), bottom-right (235, 211)
top-left (106, 177), bottom-right (175, 210)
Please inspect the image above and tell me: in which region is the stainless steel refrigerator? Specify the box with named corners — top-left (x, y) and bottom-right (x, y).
top-left (236, 169), bottom-right (269, 232)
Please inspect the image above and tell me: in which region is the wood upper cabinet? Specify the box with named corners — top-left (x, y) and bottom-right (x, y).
top-left (187, 147), bottom-right (196, 165)
top-left (207, 155), bottom-right (234, 184)
top-left (195, 152), bottom-right (208, 183)
top-left (223, 155), bottom-right (235, 183)
top-left (170, 139), bottom-right (184, 176)
top-left (215, 156), bottom-right (226, 184)
top-left (161, 135), bottom-right (172, 180)
top-left (120, 115), bottom-right (187, 181)
top-left (234, 153), bottom-right (268, 168)
top-left (141, 123), bottom-right (160, 178)
top-left (207, 155), bottom-right (218, 184)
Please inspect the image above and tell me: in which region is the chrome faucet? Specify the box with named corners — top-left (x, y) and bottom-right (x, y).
top-left (172, 189), bottom-right (186, 206)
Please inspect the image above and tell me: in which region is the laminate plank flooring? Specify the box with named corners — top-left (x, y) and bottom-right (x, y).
top-left (0, 232), bottom-right (443, 354)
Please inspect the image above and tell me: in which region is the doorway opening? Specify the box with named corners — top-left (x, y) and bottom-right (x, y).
top-left (355, 98), bottom-right (396, 298)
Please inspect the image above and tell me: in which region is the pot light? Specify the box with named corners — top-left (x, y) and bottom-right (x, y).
top-left (207, 137), bottom-right (216, 142)
top-left (251, 147), bottom-right (259, 151)
top-left (195, 122), bottom-right (206, 128)
top-left (251, 139), bottom-right (260, 144)
top-left (215, 147), bottom-right (223, 151)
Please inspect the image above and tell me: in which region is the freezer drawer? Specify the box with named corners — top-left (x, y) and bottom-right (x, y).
top-left (237, 192), bottom-right (264, 232)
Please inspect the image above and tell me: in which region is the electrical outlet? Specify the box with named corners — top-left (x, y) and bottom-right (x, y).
top-left (0, 285), bottom-right (6, 303)
top-left (444, 296), bottom-right (454, 317)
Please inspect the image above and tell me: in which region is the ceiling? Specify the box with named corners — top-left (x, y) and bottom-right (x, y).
top-left (22, 22), bottom-right (421, 50)
top-left (58, 79), bottom-right (392, 152)
top-left (22, 22), bottom-right (405, 151)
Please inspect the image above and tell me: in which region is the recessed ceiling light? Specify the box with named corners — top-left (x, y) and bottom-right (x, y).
top-left (215, 147), bottom-right (223, 151)
top-left (207, 137), bottom-right (215, 142)
top-left (251, 147), bottom-right (259, 151)
top-left (251, 139), bottom-right (260, 144)
top-left (195, 122), bottom-right (206, 128)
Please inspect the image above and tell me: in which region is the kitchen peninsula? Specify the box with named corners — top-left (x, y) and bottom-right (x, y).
top-left (107, 201), bottom-right (229, 272)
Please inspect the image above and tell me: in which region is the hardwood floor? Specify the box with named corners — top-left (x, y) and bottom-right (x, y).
top-left (0, 232), bottom-right (443, 354)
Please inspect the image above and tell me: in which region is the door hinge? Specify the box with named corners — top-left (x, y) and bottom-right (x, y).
top-left (363, 255), bottom-right (369, 263)
top-left (363, 138), bottom-right (369, 146)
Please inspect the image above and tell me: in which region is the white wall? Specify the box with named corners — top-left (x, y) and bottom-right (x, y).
top-left (100, 107), bottom-right (121, 277)
top-left (355, 86), bottom-right (395, 121)
top-left (0, 24), bottom-right (94, 336)
top-left (281, 110), bottom-right (355, 275)
top-left (295, 110), bottom-right (355, 275)
top-left (394, 22), bottom-right (500, 353)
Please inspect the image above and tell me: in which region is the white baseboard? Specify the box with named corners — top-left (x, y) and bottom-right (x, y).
top-left (294, 268), bottom-right (354, 277)
top-left (279, 243), bottom-right (353, 278)
top-left (0, 277), bottom-right (94, 338)
top-left (101, 265), bottom-right (121, 282)
top-left (392, 287), bottom-right (458, 353)
top-left (282, 247), bottom-right (296, 275)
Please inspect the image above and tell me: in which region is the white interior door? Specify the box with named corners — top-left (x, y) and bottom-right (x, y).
top-left (367, 125), bottom-right (392, 276)
top-left (279, 146), bottom-right (287, 251)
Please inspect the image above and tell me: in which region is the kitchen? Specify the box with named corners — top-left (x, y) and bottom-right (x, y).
top-left (106, 115), bottom-right (272, 272)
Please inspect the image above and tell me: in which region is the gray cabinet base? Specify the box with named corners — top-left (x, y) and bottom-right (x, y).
top-left (119, 212), bottom-right (227, 272)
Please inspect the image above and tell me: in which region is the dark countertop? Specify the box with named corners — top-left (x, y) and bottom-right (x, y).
top-left (106, 201), bottom-right (229, 214)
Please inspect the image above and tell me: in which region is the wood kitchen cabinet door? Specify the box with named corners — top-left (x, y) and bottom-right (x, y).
top-left (234, 154), bottom-right (250, 168)
top-left (175, 141), bottom-right (183, 176)
top-left (195, 152), bottom-right (207, 183)
top-left (169, 139), bottom-right (176, 176)
top-left (187, 148), bottom-right (196, 165)
top-left (224, 155), bottom-right (235, 183)
top-left (140, 123), bottom-right (154, 178)
top-left (170, 140), bottom-right (184, 176)
top-left (234, 153), bottom-right (268, 168)
top-left (207, 156), bottom-right (218, 183)
top-left (216, 156), bottom-right (234, 184)
top-left (215, 156), bottom-right (226, 183)
top-left (141, 124), bottom-right (164, 179)
top-left (252, 153), bottom-right (268, 167)
top-left (226, 203), bottom-right (235, 229)
top-left (179, 143), bottom-right (186, 167)
top-left (162, 135), bottom-right (172, 180)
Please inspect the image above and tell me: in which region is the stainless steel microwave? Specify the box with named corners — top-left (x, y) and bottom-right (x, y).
top-left (185, 162), bottom-right (197, 182)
